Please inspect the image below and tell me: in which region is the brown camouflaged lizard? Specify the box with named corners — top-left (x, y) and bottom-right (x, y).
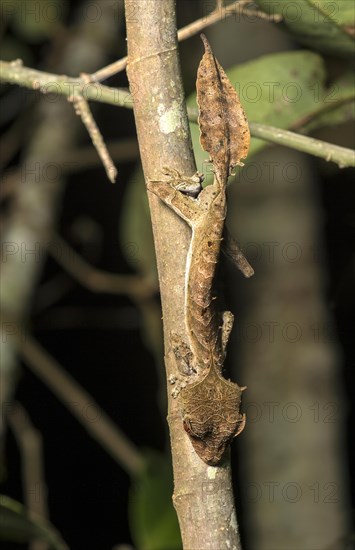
top-left (148, 34), bottom-right (251, 465)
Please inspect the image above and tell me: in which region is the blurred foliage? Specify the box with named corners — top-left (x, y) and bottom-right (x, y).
top-left (255, 0), bottom-right (355, 57)
top-left (3, 0), bottom-right (67, 42)
top-left (301, 71), bottom-right (355, 133)
top-left (0, 495), bottom-right (68, 549)
top-left (128, 450), bottom-right (182, 550)
top-left (120, 166), bottom-right (157, 286)
top-left (1, 0), bottom-right (67, 63)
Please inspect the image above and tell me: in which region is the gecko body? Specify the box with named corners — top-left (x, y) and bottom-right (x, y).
top-left (147, 34), bottom-right (249, 465)
top-left (147, 170), bottom-right (246, 466)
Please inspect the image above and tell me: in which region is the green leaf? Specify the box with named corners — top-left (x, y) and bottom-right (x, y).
top-left (300, 72), bottom-right (355, 132)
top-left (255, 0), bottom-right (355, 57)
top-left (128, 450), bottom-right (182, 550)
top-left (0, 495), bottom-right (68, 549)
top-left (188, 50), bottom-right (354, 166)
top-left (0, 37), bottom-right (33, 64)
top-left (1, 0), bottom-right (19, 25)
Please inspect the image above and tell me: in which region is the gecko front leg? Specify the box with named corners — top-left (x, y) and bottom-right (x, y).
top-left (147, 168), bottom-right (202, 228)
top-left (149, 170), bottom-right (253, 283)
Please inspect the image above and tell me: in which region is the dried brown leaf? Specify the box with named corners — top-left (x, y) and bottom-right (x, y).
top-left (196, 34), bottom-right (250, 182)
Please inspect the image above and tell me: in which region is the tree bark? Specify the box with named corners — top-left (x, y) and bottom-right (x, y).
top-left (124, 2), bottom-right (242, 548)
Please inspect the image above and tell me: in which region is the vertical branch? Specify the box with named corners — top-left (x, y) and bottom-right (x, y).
top-left (8, 403), bottom-right (49, 550)
top-left (124, 2), bottom-right (242, 548)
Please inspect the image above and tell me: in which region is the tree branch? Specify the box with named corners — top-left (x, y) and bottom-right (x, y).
top-left (249, 122), bottom-right (355, 167)
top-left (47, 232), bottom-right (155, 299)
top-left (2, 60), bottom-right (353, 169)
top-left (188, 108), bottom-right (355, 168)
top-left (124, 1), bottom-right (242, 548)
top-left (0, 59), bottom-right (131, 106)
top-left (8, 402), bottom-right (49, 550)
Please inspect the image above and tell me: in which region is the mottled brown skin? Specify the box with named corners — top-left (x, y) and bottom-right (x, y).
top-left (181, 355), bottom-right (246, 466)
top-left (185, 178), bottom-right (226, 367)
top-left (147, 35), bottom-right (250, 465)
top-left (188, 32), bottom-right (250, 368)
top-left (147, 173), bottom-right (246, 465)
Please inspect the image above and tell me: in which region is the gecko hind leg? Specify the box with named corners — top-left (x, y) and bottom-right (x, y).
top-left (222, 227), bottom-right (254, 278)
top-left (221, 310), bottom-right (234, 359)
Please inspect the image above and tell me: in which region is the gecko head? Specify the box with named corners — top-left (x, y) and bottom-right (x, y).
top-left (180, 366), bottom-right (246, 465)
top-left (183, 415), bottom-right (244, 466)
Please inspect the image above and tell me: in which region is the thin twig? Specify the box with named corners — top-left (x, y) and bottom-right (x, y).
top-left (290, 95), bottom-right (355, 132)
top-left (249, 122), bottom-right (355, 167)
top-left (19, 334), bottom-right (145, 476)
top-left (46, 232), bottom-right (163, 379)
top-left (88, 57), bottom-right (128, 84)
top-left (55, 138), bottom-right (139, 171)
top-left (8, 402), bottom-right (49, 550)
top-left (47, 233), bottom-right (155, 299)
top-left (177, 0), bottom-right (281, 43)
top-left (1, 61), bottom-right (354, 168)
top-left (90, 0), bottom-right (282, 82)
top-left (189, 106), bottom-right (355, 168)
top-left (0, 167), bottom-right (19, 202)
top-left (0, 101), bottom-right (36, 170)
top-left (0, 139), bottom-right (139, 202)
top-left (69, 93), bottom-right (117, 183)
